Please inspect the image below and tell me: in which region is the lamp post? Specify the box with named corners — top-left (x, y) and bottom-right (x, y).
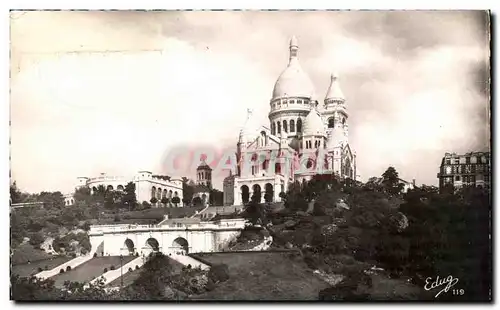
top-left (120, 254), bottom-right (123, 288)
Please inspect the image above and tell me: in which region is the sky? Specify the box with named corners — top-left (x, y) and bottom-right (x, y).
top-left (10, 10), bottom-right (490, 193)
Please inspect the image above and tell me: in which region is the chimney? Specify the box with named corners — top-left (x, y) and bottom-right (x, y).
top-left (412, 179), bottom-right (416, 187)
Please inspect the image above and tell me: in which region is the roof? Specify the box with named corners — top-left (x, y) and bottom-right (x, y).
top-left (324, 73), bottom-right (345, 101)
top-left (303, 108), bottom-right (325, 136)
top-left (196, 160), bottom-right (212, 171)
top-left (271, 36), bottom-right (314, 101)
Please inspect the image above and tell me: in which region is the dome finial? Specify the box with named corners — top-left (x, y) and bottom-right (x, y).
top-left (289, 35), bottom-right (299, 62)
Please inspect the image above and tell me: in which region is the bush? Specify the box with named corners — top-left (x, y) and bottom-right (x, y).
top-left (59, 269), bottom-right (64, 274)
top-left (93, 252), bottom-right (98, 258)
top-left (66, 266), bottom-right (72, 271)
top-left (113, 215), bottom-right (121, 222)
top-left (135, 265), bottom-right (140, 270)
top-left (71, 253), bottom-right (77, 258)
top-left (208, 264), bottom-right (229, 283)
top-left (103, 268), bottom-right (108, 273)
top-left (110, 265), bottom-right (115, 271)
top-left (29, 232), bottom-right (45, 248)
top-left (37, 267), bottom-right (43, 273)
top-left (128, 267), bottom-right (133, 272)
top-left (44, 265), bottom-right (48, 271)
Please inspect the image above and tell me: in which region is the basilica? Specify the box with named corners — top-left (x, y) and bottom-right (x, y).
top-left (223, 36), bottom-right (357, 206)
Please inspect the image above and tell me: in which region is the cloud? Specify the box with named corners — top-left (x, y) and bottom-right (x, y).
top-left (10, 10), bottom-right (489, 193)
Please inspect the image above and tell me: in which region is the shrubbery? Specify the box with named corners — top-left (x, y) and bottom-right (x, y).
top-left (208, 264), bottom-right (230, 284)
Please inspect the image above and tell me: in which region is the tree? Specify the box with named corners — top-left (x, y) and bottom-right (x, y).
top-left (209, 189), bottom-right (224, 206)
top-left (381, 167), bottom-right (404, 195)
top-left (10, 181), bottom-right (23, 204)
top-left (182, 179), bottom-right (195, 204)
top-left (171, 196), bottom-right (181, 207)
top-left (161, 197), bottom-right (170, 206)
top-left (122, 182), bottom-right (137, 210)
top-left (29, 232), bottom-right (45, 249)
top-left (192, 197), bottom-right (202, 207)
top-left (150, 197), bottom-right (158, 205)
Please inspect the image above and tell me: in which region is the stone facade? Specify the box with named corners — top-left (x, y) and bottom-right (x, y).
top-left (75, 171), bottom-right (184, 207)
top-left (88, 218), bottom-right (247, 256)
top-left (223, 36), bottom-right (357, 206)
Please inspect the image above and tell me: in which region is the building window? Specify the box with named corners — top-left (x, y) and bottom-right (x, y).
top-left (455, 176), bottom-right (460, 181)
top-left (297, 100), bottom-right (302, 104)
top-left (290, 100), bottom-right (295, 104)
top-left (277, 121), bottom-right (281, 134)
top-left (290, 119), bottom-right (295, 132)
top-left (275, 163), bottom-right (281, 174)
top-left (328, 118), bottom-right (335, 128)
top-left (297, 119), bottom-right (302, 133)
top-left (271, 123), bottom-right (276, 135)
top-left (445, 158), bottom-right (451, 165)
top-left (283, 120), bottom-right (288, 133)
top-left (466, 157), bottom-right (470, 164)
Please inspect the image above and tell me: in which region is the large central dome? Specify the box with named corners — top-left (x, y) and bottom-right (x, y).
top-left (271, 36), bottom-right (315, 101)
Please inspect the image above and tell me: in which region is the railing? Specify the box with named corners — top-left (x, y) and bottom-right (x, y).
top-left (89, 220), bottom-right (247, 234)
top-left (87, 176), bottom-right (127, 183)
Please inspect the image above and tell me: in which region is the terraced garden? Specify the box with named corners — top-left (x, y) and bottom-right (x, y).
top-left (11, 256), bottom-right (73, 278)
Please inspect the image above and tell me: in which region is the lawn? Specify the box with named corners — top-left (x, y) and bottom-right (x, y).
top-left (11, 256), bottom-right (73, 278)
top-left (50, 256), bottom-right (136, 287)
top-left (11, 243), bottom-right (53, 265)
top-left (191, 252), bottom-right (330, 300)
top-left (107, 256), bottom-right (185, 288)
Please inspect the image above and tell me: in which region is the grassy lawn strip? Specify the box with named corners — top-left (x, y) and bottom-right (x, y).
top-left (50, 256), bottom-right (136, 287)
top-left (191, 252), bottom-right (330, 300)
top-left (11, 256), bottom-right (73, 278)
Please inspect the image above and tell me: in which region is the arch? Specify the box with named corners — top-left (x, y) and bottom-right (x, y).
top-left (169, 190), bottom-right (173, 198)
top-left (264, 183), bottom-right (274, 203)
top-left (342, 118), bottom-right (346, 124)
top-left (107, 185), bottom-right (114, 191)
top-left (241, 185), bottom-right (250, 204)
top-left (174, 191), bottom-right (178, 197)
top-left (92, 186), bottom-right (97, 195)
top-left (271, 123), bottom-right (276, 135)
top-left (117, 185), bottom-right (124, 191)
top-left (145, 238), bottom-right (160, 252)
top-left (290, 119), bottom-right (295, 132)
top-left (277, 121), bottom-right (281, 134)
top-left (162, 189), bottom-right (167, 199)
top-left (201, 193), bottom-right (207, 203)
top-left (156, 187), bottom-right (162, 199)
top-left (151, 186), bottom-right (156, 199)
top-left (306, 159), bottom-right (314, 169)
top-left (124, 238), bottom-right (135, 255)
top-left (328, 118), bottom-right (335, 128)
top-left (283, 120), bottom-right (288, 133)
top-left (252, 184), bottom-right (262, 203)
top-left (297, 118), bottom-right (302, 133)
top-left (172, 237), bottom-right (189, 254)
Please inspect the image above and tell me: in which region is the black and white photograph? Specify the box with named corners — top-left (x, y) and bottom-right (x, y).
top-left (9, 9), bottom-right (492, 302)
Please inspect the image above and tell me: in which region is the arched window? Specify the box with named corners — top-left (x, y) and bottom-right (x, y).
top-left (271, 123), bottom-right (276, 135)
top-left (275, 163), bottom-right (281, 174)
top-left (297, 119), bottom-right (302, 133)
top-left (277, 121), bottom-right (281, 134)
top-left (290, 119), bottom-right (295, 132)
top-left (283, 120), bottom-right (288, 133)
top-left (328, 118), bottom-right (335, 128)
top-left (342, 118), bottom-right (346, 124)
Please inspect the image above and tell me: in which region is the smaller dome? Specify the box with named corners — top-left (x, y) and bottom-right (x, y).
top-left (325, 72), bottom-right (345, 101)
top-left (303, 109), bottom-right (325, 136)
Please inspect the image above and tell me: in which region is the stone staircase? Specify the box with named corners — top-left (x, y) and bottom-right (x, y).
top-left (34, 241), bottom-right (103, 280)
top-left (88, 256), bottom-right (145, 286)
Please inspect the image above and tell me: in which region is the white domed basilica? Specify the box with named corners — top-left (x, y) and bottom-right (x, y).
top-left (223, 36), bottom-right (357, 206)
